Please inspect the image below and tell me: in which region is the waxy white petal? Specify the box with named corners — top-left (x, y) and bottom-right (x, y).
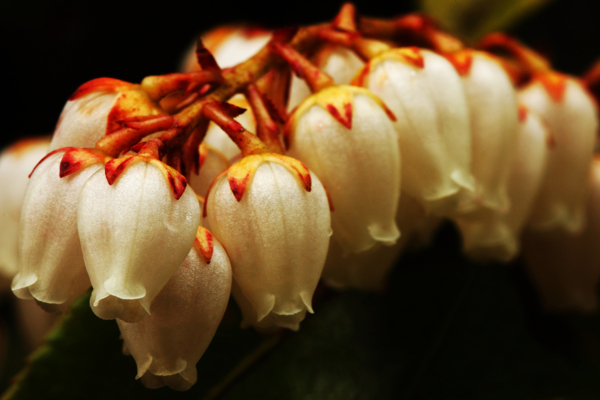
top-left (78, 161), bottom-right (200, 322)
top-left (458, 52), bottom-right (519, 212)
top-left (0, 138), bottom-right (50, 284)
top-left (288, 86), bottom-right (400, 253)
top-left (118, 239), bottom-right (231, 391)
top-left (519, 77), bottom-right (598, 232)
top-left (456, 109), bottom-right (550, 261)
top-left (206, 161), bottom-right (330, 329)
top-left (362, 48), bottom-right (475, 216)
top-left (12, 152), bottom-right (101, 312)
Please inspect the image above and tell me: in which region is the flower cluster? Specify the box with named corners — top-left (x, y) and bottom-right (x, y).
top-left (1, 3), bottom-right (599, 391)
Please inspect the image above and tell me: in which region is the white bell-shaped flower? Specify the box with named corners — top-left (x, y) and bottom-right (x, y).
top-left (188, 143), bottom-right (230, 198)
top-left (0, 138), bottom-right (50, 286)
top-left (456, 107), bottom-right (551, 261)
top-left (288, 45), bottom-right (365, 111)
top-left (12, 148), bottom-right (107, 312)
top-left (446, 50), bottom-right (519, 213)
top-left (356, 47), bottom-right (475, 216)
top-left (49, 78), bottom-right (164, 151)
top-left (77, 156), bottom-right (200, 322)
top-left (286, 85), bottom-right (400, 253)
top-left (118, 226), bottom-right (231, 391)
top-left (519, 73), bottom-right (598, 232)
top-left (205, 153), bottom-right (331, 330)
top-left (523, 157), bottom-right (600, 312)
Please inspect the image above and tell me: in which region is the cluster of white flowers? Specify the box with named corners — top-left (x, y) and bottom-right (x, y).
top-left (1, 12), bottom-right (599, 391)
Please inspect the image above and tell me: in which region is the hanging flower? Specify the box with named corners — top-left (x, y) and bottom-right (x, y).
top-left (11, 148), bottom-right (108, 312)
top-left (205, 153), bottom-right (331, 330)
top-left (77, 155), bottom-right (200, 322)
top-left (286, 85), bottom-right (400, 253)
top-left (49, 78), bottom-right (165, 151)
top-left (0, 137), bottom-right (50, 287)
top-left (456, 106), bottom-right (551, 261)
top-left (118, 226), bottom-right (231, 391)
top-left (355, 47), bottom-right (475, 216)
top-left (519, 72), bottom-right (598, 232)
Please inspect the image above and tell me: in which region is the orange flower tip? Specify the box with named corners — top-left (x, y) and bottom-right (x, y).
top-left (326, 102), bottom-right (353, 130)
top-left (535, 72), bottom-right (568, 103)
top-left (397, 47), bottom-right (425, 69)
top-left (446, 50), bottom-right (473, 76)
top-left (228, 173), bottom-right (251, 202)
top-left (28, 147), bottom-right (75, 178)
top-left (194, 227), bottom-right (214, 264)
top-left (105, 156), bottom-right (135, 185)
top-left (195, 38), bottom-right (222, 73)
top-left (167, 172), bottom-right (188, 200)
top-left (68, 78), bottom-right (133, 101)
top-left (59, 148), bottom-right (108, 178)
top-left (518, 105), bottom-right (528, 123)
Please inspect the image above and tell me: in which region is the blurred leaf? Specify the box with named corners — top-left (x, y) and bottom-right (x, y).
top-left (419, 0), bottom-right (556, 40)
top-left (2, 225), bottom-right (600, 399)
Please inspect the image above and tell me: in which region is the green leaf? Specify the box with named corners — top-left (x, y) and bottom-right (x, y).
top-left (418, 0), bottom-right (556, 40)
top-left (2, 225), bottom-right (600, 399)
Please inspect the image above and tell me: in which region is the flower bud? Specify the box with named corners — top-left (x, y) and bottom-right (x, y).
top-left (205, 153), bottom-right (331, 330)
top-left (286, 85), bottom-right (400, 253)
top-left (456, 107), bottom-right (551, 261)
top-left (519, 73), bottom-right (598, 232)
top-left (77, 156), bottom-right (200, 322)
top-left (188, 143), bottom-right (230, 198)
top-left (11, 148), bottom-right (107, 312)
top-left (118, 227), bottom-right (231, 391)
top-left (523, 156), bottom-right (600, 312)
top-left (0, 138), bottom-right (50, 286)
top-left (356, 47), bottom-right (475, 216)
top-left (288, 46), bottom-right (365, 111)
top-left (49, 78), bottom-right (164, 151)
top-left (446, 50), bottom-right (519, 213)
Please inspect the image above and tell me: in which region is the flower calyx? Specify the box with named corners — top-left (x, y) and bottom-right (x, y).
top-left (352, 47), bottom-right (425, 87)
top-left (105, 154), bottom-right (187, 200)
top-left (285, 85), bottom-right (395, 144)
top-left (194, 226), bottom-right (214, 264)
top-left (204, 153), bottom-right (311, 215)
top-left (30, 147), bottom-right (110, 179)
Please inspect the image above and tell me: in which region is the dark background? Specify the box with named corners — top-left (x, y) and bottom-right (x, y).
top-left (0, 0), bottom-right (598, 150)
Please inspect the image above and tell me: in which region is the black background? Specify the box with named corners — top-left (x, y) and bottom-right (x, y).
top-left (0, 0), bottom-right (598, 150)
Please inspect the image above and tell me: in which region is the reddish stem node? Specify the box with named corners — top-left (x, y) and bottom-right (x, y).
top-left (202, 101), bottom-right (268, 157)
top-left (245, 85), bottom-right (284, 154)
top-left (270, 41), bottom-right (334, 93)
top-left (332, 3), bottom-right (357, 33)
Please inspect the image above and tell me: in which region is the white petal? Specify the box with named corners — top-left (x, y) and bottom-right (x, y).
top-left (49, 92), bottom-right (118, 151)
top-left (459, 52), bottom-right (519, 212)
top-left (457, 108), bottom-right (550, 261)
top-left (0, 138), bottom-right (50, 283)
top-left (118, 239), bottom-right (231, 390)
top-left (206, 162), bottom-right (330, 329)
top-left (288, 88), bottom-right (400, 253)
top-left (520, 78), bottom-right (598, 232)
top-left (78, 161), bottom-right (200, 322)
top-left (363, 49), bottom-right (475, 215)
top-left (12, 152), bottom-right (100, 311)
